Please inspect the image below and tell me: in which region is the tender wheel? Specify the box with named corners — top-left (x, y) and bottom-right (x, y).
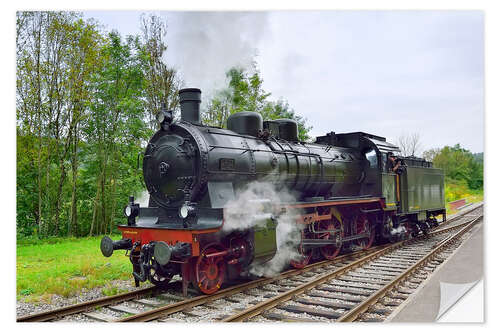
top-left (354, 213), bottom-right (375, 250)
top-left (318, 218), bottom-right (344, 260)
top-left (194, 243), bottom-right (227, 294)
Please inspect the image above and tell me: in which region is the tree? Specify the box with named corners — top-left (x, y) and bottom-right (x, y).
top-left (64, 18), bottom-right (105, 236)
top-left (84, 31), bottom-right (147, 235)
top-left (139, 14), bottom-right (182, 132)
top-left (422, 148), bottom-right (440, 162)
top-left (16, 11), bottom-right (84, 236)
top-left (398, 133), bottom-right (421, 157)
top-left (267, 99), bottom-right (312, 142)
top-left (205, 65), bottom-right (312, 141)
top-left (431, 144), bottom-right (483, 190)
top-left (16, 12), bottom-right (149, 238)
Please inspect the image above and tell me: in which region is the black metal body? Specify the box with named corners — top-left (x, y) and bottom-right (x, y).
top-left (142, 121), bottom-right (370, 227)
top-left (103, 87), bottom-right (445, 295)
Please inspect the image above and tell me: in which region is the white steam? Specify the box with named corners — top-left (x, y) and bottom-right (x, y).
top-left (223, 182), bottom-right (304, 277)
top-left (390, 225), bottom-right (407, 235)
top-left (163, 11), bottom-right (270, 96)
top-left (135, 190), bottom-right (150, 207)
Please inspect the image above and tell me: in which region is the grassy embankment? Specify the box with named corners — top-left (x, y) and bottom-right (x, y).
top-left (17, 236), bottom-right (139, 303)
top-left (444, 181), bottom-right (483, 215)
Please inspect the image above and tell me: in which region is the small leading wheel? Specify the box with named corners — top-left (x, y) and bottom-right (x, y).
top-left (318, 218), bottom-right (344, 260)
top-left (354, 213), bottom-right (375, 250)
top-left (195, 243), bottom-right (227, 294)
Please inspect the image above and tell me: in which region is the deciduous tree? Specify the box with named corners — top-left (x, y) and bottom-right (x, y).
top-left (205, 65), bottom-right (312, 141)
top-left (398, 133), bottom-right (421, 157)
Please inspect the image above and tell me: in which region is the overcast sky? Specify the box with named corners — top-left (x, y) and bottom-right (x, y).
top-left (83, 10), bottom-right (484, 153)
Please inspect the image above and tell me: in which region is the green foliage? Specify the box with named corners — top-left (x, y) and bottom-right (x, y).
top-left (432, 144), bottom-right (483, 190)
top-left (424, 144), bottom-right (483, 208)
top-left (444, 179), bottom-right (471, 203)
top-left (472, 152), bottom-right (483, 163)
top-left (16, 12), bottom-right (179, 238)
top-left (204, 65), bottom-right (312, 141)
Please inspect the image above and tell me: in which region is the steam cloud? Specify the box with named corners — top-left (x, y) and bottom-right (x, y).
top-left (135, 190), bottom-right (150, 207)
top-left (223, 182), bottom-right (304, 277)
top-left (164, 11), bottom-right (270, 96)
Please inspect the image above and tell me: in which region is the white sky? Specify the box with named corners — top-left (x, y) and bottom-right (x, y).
top-left (83, 10), bottom-right (484, 154)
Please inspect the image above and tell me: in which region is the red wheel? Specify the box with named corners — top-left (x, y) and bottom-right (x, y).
top-left (290, 231), bottom-right (313, 269)
top-left (354, 214), bottom-right (375, 250)
top-left (195, 244), bottom-right (226, 294)
top-left (318, 218), bottom-right (344, 260)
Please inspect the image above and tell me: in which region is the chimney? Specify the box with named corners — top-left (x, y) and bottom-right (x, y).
top-left (179, 88), bottom-right (201, 124)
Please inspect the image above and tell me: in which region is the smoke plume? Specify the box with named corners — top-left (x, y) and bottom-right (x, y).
top-left (163, 11), bottom-right (270, 96)
top-left (223, 181), bottom-right (304, 277)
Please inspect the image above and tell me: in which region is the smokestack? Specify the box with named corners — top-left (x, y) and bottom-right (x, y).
top-left (179, 88), bottom-right (201, 124)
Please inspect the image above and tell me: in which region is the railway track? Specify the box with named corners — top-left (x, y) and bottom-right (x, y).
top-left (224, 213), bottom-right (482, 322)
top-left (17, 246), bottom-right (386, 322)
top-left (17, 203), bottom-right (482, 322)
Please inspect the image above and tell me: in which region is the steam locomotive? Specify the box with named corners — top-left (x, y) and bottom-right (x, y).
top-left (100, 88), bottom-right (445, 295)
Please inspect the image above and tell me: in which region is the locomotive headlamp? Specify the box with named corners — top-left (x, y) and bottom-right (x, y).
top-left (179, 204), bottom-right (195, 219)
top-left (124, 196), bottom-right (140, 225)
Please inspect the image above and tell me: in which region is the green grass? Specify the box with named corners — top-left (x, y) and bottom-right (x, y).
top-left (102, 285), bottom-right (129, 296)
top-left (17, 236), bottom-right (133, 303)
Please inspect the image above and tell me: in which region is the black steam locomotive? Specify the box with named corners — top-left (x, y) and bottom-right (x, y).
top-left (100, 88), bottom-right (445, 295)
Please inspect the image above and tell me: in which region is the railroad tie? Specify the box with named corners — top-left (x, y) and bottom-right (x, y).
top-left (84, 312), bottom-right (117, 322)
top-left (155, 293), bottom-right (186, 302)
top-left (262, 311), bottom-right (320, 322)
top-left (327, 281), bottom-right (381, 291)
top-left (133, 298), bottom-right (164, 307)
top-left (277, 304), bottom-right (342, 319)
top-left (295, 297), bottom-right (354, 310)
top-left (317, 285), bottom-right (373, 296)
top-left (337, 276), bottom-right (387, 286)
top-left (306, 290), bottom-right (365, 303)
top-left (108, 304), bottom-right (143, 315)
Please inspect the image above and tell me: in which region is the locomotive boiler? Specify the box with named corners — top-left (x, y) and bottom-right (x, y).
top-left (100, 88), bottom-right (446, 295)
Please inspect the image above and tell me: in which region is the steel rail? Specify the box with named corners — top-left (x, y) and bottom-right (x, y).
top-left (116, 247), bottom-right (384, 322)
top-left (222, 213), bottom-right (482, 322)
top-left (17, 286), bottom-right (158, 322)
top-left (337, 215), bottom-right (482, 322)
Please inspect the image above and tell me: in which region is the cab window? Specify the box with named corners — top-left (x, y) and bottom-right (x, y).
top-left (365, 149), bottom-right (378, 169)
top-left (381, 153), bottom-right (387, 171)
